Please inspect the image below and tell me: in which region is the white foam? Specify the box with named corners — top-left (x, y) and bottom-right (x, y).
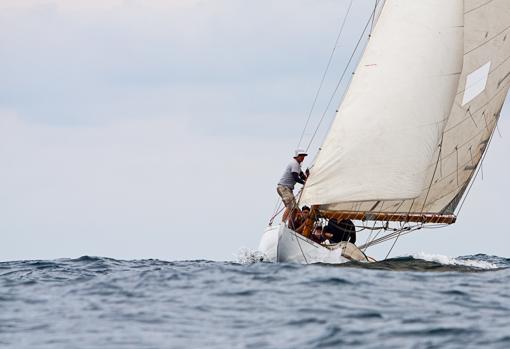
top-left (234, 248), bottom-right (266, 264)
top-left (411, 252), bottom-right (498, 270)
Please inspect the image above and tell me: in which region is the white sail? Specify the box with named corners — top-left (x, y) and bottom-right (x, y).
top-left (419, 0), bottom-right (510, 214)
top-left (301, 0), bottom-right (510, 218)
top-left (301, 0), bottom-right (464, 205)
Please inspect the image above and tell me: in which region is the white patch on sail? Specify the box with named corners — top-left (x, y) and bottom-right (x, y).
top-left (462, 62), bottom-right (491, 106)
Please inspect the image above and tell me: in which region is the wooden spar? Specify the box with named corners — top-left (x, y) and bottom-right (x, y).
top-left (319, 210), bottom-right (457, 224)
top-left (300, 208), bottom-right (455, 238)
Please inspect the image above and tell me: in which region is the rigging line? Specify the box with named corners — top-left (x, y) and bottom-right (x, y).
top-left (423, 224), bottom-right (450, 229)
top-left (403, 199), bottom-right (416, 227)
top-left (362, 229), bottom-right (382, 251)
top-left (373, 222), bottom-right (421, 244)
top-left (297, 0), bottom-right (354, 148)
top-left (364, 229), bottom-right (374, 249)
top-left (361, 228), bottom-right (400, 249)
top-left (305, 8), bottom-right (377, 152)
top-left (359, 228), bottom-right (403, 249)
top-left (384, 226), bottom-right (416, 260)
top-left (272, 195), bottom-right (282, 215)
top-left (362, 200), bottom-right (404, 253)
top-left (295, 232), bottom-right (309, 264)
top-left (269, 190), bottom-right (285, 225)
top-left (496, 122), bottom-right (503, 138)
top-left (360, 224), bottom-right (423, 250)
top-left (364, 201), bottom-right (385, 252)
top-left (370, 0), bottom-right (379, 35)
top-left (269, 205), bottom-right (285, 226)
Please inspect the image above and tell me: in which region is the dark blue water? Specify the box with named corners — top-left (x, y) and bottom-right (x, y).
top-left (1, 254), bottom-right (509, 349)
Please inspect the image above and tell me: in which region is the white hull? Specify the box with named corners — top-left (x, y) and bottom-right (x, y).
top-left (258, 225), bottom-right (280, 262)
top-left (258, 224), bottom-right (370, 264)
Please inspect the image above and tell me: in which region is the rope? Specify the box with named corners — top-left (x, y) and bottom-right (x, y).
top-left (358, 223), bottom-right (423, 250)
top-left (384, 228), bottom-right (403, 260)
top-left (370, 0), bottom-right (381, 35)
top-left (268, 205), bottom-right (285, 226)
top-left (305, 6), bottom-right (379, 152)
top-left (295, 233), bottom-right (309, 264)
top-left (297, 0), bottom-right (354, 149)
top-left (270, 188), bottom-right (304, 226)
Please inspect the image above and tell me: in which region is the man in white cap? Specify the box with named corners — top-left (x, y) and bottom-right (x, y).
top-left (277, 149), bottom-right (308, 225)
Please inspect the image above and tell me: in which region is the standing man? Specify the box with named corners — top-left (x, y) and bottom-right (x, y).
top-left (277, 149), bottom-right (308, 224)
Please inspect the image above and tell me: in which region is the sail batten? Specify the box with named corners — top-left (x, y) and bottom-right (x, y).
top-left (300, 0), bottom-right (510, 221)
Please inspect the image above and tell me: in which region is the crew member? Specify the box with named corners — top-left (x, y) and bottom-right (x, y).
top-left (277, 149), bottom-right (308, 224)
top-left (293, 206), bottom-right (311, 233)
top-left (324, 219), bottom-right (356, 244)
top-left (311, 225), bottom-right (324, 244)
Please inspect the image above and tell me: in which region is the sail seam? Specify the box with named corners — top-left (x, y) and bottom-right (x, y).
top-left (464, 24), bottom-right (510, 56)
top-left (434, 137), bottom-right (496, 180)
top-left (454, 115), bottom-right (499, 216)
top-left (455, 53), bottom-right (510, 95)
top-left (445, 78), bottom-right (510, 132)
top-left (440, 122), bottom-right (497, 161)
top-left (419, 138), bottom-right (443, 214)
top-left (424, 161), bottom-right (489, 208)
top-left (464, 0), bottom-right (497, 15)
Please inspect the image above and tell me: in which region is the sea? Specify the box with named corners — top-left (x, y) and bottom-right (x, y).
top-left (0, 253), bottom-right (509, 349)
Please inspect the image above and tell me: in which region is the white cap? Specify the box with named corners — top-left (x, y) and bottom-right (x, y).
top-left (294, 149), bottom-right (308, 157)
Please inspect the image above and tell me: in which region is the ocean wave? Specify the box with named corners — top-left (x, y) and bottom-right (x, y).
top-left (334, 253), bottom-right (509, 272)
top-left (410, 252), bottom-right (501, 270)
top-left (234, 248), bottom-right (266, 264)
top-left (1, 255), bottom-right (510, 348)
top-left (238, 249), bottom-right (508, 272)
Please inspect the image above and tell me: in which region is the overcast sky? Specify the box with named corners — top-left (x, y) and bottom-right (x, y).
top-left (1, 0), bottom-right (509, 262)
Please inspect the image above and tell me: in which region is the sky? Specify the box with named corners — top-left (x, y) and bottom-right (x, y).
top-left (1, 0), bottom-right (509, 262)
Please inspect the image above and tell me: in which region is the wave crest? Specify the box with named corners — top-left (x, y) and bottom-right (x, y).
top-left (411, 253), bottom-right (499, 270)
top-left (234, 248), bottom-right (266, 264)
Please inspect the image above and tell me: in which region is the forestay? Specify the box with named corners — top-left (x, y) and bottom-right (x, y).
top-left (301, 0), bottom-right (510, 221)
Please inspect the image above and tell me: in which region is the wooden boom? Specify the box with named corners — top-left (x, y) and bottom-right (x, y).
top-left (301, 207), bottom-right (456, 238)
top-left (319, 210), bottom-right (457, 224)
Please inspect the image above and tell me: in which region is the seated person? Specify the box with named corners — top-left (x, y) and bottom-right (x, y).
top-left (322, 229), bottom-right (334, 244)
top-left (291, 206), bottom-right (311, 233)
top-left (324, 219), bottom-right (356, 244)
top-left (310, 225), bottom-right (324, 244)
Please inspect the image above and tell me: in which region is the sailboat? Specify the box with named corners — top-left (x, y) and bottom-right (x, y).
top-left (259, 0), bottom-right (510, 264)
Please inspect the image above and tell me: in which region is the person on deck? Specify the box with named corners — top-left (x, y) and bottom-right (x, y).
top-left (311, 225), bottom-right (324, 244)
top-left (324, 219), bottom-right (356, 244)
top-left (277, 150), bottom-right (309, 224)
top-left (292, 206), bottom-right (310, 233)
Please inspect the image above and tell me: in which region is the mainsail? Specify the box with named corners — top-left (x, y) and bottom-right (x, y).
top-left (301, 0), bottom-right (510, 223)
